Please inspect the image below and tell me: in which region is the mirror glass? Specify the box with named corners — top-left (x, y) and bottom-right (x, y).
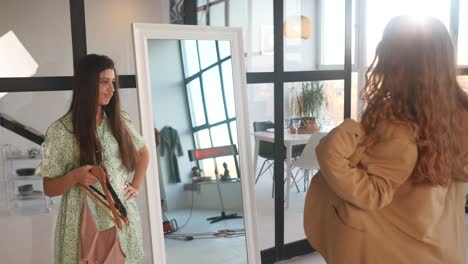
top-left (147, 38), bottom-right (248, 264)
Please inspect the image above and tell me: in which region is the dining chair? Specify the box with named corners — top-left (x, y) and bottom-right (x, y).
top-left (291, 134), bottom-right (321, 192)
top-left (253, 121), bottom-right (304, 197)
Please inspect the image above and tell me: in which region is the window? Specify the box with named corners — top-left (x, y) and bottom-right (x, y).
top-left (458, 0), bottom-right (468, 66)
top-left (202, 67), bottom-right (226, 124)
top-left (198, 40), bottom-right (218, 69)
top-left (366, 0), bottom-right (450, 65)
top-left (197, 0), bottom-right (228, 26)
top-left (221, 59), bottom-right (236, 118)
top-left (181, 40), bottom-right (200, 77)
top-left (180, 39), bottom-right (238, 178)
top-left (319, 0), bottom-right (356, 68)
top-left (186, 80), bottom-right (205, 126)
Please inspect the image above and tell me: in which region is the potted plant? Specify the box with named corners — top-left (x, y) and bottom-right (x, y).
top-left (290, 81), bottom-right (327, 130)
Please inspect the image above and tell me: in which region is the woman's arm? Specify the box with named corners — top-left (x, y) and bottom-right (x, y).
top-left (125, 145), bottom-right (149, 199)
top-left (317, 120), bottom-right (418, 210)
top-left (43, 165), bottom-right (97, 197)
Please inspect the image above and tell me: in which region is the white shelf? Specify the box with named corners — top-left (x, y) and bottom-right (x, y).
top-left (13, 192), bottom-right (44, 201)
top-left (5, 156), bottom-right (41, 161)
top-left (2, 145), bottom-right (50, 215)
top-left (10, 176), bottom-right (42, 181)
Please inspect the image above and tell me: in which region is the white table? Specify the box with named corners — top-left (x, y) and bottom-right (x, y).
top-left (252, 129), bottom-right (329, 208)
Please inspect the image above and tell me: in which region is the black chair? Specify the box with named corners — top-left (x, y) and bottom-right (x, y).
top-left (253, 121), bottom-right (275, 182)
top-left (188, 145), bottom-right (243, 223)
top-left (253, 121), bottom-right (304, 197)
top-left (286, 118), bottom-right (307, 156)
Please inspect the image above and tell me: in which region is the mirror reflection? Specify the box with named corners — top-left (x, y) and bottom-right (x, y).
top-left (147, 39), bottom-right (247, 264)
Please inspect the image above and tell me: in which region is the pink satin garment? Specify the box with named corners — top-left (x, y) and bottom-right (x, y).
top-left (79, 200), bottom-right (126, 264)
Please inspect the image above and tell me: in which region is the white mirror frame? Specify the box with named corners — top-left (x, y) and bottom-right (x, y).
top-left (132, 23), bottom-right (260, 264)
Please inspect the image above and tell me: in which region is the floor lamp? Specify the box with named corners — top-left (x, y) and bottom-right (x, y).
top-left (188, 145), bottom-right (243, 223)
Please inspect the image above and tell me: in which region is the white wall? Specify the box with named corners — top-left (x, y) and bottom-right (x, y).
top-left (85, 0), bottom-right (169, 75)
top-left (0, 1), bottom-right (168, 263)
top-left (193, 181), bottom-right (243, 211)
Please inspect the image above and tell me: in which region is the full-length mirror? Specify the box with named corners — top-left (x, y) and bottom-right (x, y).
top-left (133, 24), bottom-right (260, 264)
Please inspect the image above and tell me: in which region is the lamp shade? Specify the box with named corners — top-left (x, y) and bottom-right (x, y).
top-left (283, 15), bottom-right (313, 40)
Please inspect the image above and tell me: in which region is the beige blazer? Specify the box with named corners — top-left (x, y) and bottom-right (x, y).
top-left (304, 119), bottom-right (468, 264)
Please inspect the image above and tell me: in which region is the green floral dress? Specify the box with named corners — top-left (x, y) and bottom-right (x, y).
top-left (36, 112), bottom-right (145, 264)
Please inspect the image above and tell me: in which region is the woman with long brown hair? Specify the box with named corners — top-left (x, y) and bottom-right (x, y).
top-left (304, 16), bottom-right (468, 263)
top-left (36, 54), bottom-right (149, 263)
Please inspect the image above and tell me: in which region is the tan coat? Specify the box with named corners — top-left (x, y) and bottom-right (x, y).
top-left (304, 119), bottom-right (468, 264)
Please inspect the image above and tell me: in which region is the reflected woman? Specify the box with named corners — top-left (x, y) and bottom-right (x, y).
top-left (36, 54), bottom-right (149, 263)
top-left (304, 16), bottom-right (468, 263)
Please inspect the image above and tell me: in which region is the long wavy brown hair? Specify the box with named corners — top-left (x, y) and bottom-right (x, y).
top-left (360, 16), bottom-right (468, 186)
top-left (69, 54), bottom-right (138, 172)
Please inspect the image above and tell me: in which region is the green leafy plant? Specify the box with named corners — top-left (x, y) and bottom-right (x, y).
top-left (290, 81), bottom-right (327, 118)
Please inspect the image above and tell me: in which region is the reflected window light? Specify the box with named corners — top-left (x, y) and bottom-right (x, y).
top-left (366, 0), bottom-right (450, 65)
top-left (0, 30), bottom-right (38, 99)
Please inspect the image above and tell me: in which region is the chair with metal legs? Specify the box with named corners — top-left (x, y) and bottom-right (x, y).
top-left (291, 134), bottom-right (322, 192)
top-left (253, 121), bottom-right (305, 197)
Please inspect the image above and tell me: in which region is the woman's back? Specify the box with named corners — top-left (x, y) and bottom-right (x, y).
top-left (304, 117), bottom-right (468, 264)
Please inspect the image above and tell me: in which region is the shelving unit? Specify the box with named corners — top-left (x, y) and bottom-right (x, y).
top-left (1, 145), bottom-right (52, 215)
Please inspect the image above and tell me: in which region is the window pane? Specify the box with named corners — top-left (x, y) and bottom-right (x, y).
top-left (247, 83), bottom-right (274, 250)
top-left (248, 0), bottom-right (274, 72)
top-left (322, 0), bottom-right (344, 65)
top-left (366, 0), bottom-right (450, 65)
top-left (230, 121), bottom-right (238, 148)
top-left (218, 40), bottom-right (231, 60)
top-left (181, 40), bottom-right (200, 77)
top-left (193, 127), bottom-right (214, 177)
top-left (194, 129), bottom-right (211, 149)
top-left (285, 80), bottom-right (344, 129)
top-left (221, 60), bottom-right (236, 118)
top-left (198, 40), bottom-right (218, 69)
top-left (248, 83), bottom-right (275, 126)
top-left (210, 124), bottom-right (230, 147)
top-left (200, 159), bottom-right (216, 178)
top-left (458, 76), bottom-right (468, 93)
top-left (215, 156), bottom-right (238, 178)
top-left (351, 72), bottom-right (359, 120)
top-left (458, 0), bottom-right (468, 65)
top-left (283, 0), bottom-right (320, 71)
top-left (197, 0), bottom-right (209, 25)
top-left (0, 0), bottom-right (73, 77)
top-left (198, 11), bottom-right (207, 25)
top-left (210, 2), bottom-right (225, 26)
top-left (202, 67), bottom-right (226, 124)
top-left (197, 0), bottom-right (208, 7)
top-left (229, 0), bottom-right (249, 50)
top-left (187, 79), bottom-right (206, 127)
top-left (283, 80), bottom-right (343, 245)
top-left (321, 0), bottom-right (356, 67)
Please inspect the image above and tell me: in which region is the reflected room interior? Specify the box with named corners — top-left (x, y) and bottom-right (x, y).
top-left (147, 38), bottom-right (248, 264)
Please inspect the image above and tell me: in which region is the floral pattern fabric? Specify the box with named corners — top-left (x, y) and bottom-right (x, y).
top-left (36, 112), bottom-right (145, 264)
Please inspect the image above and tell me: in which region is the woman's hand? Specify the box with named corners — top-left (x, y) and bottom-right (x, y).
top-left (124, 182), bottom-right (139, 200)
top-left (73, 165), bottom-right (98, 186)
